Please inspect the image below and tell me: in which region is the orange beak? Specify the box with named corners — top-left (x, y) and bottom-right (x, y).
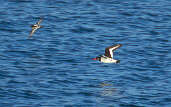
top-left (92, 58), bottom-right (97, 60)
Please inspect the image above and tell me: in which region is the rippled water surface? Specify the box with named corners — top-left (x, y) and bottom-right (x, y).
top-left (0, 0), bottom-right (171, 107)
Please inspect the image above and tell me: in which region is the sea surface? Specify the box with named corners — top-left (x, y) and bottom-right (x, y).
top-left (0, 0), bottom-right (171, 107)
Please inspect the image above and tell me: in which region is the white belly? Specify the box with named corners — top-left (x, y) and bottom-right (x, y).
top-left (100, 57), bottom-right (118, 63)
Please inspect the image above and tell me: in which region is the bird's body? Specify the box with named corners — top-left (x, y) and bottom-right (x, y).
top-left (29, 18), bottom-right (43, 37)
top-left (92, 44), bottom-right (122, 63)
top-left (98, 55), bottom-right (119, 63)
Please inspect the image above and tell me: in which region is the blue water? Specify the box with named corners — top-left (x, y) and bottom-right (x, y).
top-left (0, 0), bottom-right (171, 107)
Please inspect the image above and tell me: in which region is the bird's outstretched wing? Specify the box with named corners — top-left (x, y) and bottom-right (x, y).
top-left (36, 18), bottom-right (43, 25)
top-left (29, 27), bottom-right (37, 38)
top-left (104, 44), bottom-right (122, 58)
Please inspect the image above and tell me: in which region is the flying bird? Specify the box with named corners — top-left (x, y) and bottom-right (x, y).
top-left (92, 44), bottom-right (122, 63)
top-left (29, 18), bottom-right (43, 38)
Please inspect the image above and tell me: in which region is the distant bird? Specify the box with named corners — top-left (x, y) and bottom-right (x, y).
top-left (92, 44), bottom-right (122, 63)
top-left (29, 18), bottom-right (43, 38)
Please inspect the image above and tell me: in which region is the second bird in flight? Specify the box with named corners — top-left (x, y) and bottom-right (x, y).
top-left (29, 18), bottom-right (43, 38)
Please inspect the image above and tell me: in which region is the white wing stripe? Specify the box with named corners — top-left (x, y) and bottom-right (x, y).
top-left (109, 48), bottom-right (113, 58)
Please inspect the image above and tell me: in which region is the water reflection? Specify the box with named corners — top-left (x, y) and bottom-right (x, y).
top-left (100, 82), bottom-right (116, 97)
top-left (95, 81), bottom-right (118, 106)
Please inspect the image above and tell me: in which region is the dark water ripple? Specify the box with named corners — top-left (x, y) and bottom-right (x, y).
top-left (0, 0), bottom-right (171, 107)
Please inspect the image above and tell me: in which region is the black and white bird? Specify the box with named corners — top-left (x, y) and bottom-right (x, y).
top-left (92, 44), bottom-right (122, 63)
top-left (29, 18), bottom-right (43, 37)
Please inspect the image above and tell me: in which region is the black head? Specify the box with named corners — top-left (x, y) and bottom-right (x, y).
top-left (92, 57), bottom-right (101, 61)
